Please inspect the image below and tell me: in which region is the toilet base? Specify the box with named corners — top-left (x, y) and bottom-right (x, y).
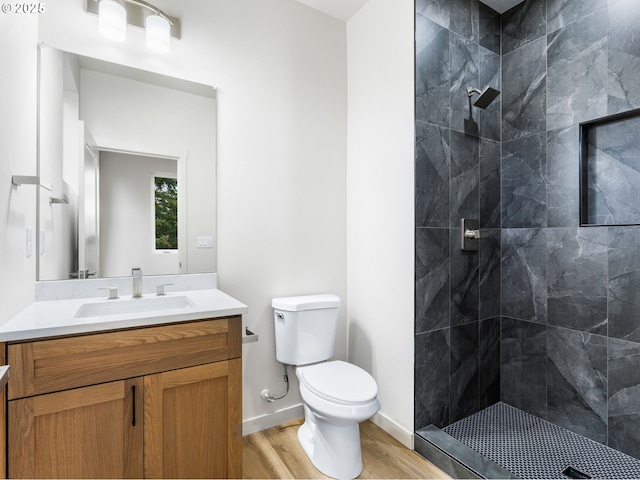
top-left (297, 408), bottom-right (363, 479)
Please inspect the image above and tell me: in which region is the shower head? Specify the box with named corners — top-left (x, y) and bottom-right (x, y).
top-left (466, 86), bottom-right (500, 109)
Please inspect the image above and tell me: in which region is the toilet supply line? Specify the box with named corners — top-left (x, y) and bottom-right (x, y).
top-left (261, 363), bottom-right (290, 402)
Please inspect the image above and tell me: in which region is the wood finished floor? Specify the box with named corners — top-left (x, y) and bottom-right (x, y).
top-left (243, 419), bottom-right (450, 479)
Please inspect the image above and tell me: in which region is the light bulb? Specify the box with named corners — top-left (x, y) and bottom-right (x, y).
top-left (98, 0), bottom-right (126, 42)
top-left (146, 14), bottom-right (170, 53)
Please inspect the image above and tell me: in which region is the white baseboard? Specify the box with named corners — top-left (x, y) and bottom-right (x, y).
top-left (242, 403), bottom-right (305, 436)
top-left (370, 411), bottom-right (414, 449)
top-left (243, 404), bottom-right (414, 451)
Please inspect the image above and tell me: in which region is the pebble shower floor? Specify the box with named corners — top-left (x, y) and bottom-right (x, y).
top-left (443, 403), bottom-right (640, 479)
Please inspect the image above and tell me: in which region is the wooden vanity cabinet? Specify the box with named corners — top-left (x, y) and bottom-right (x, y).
top-left (4, 316), bottom-right (242, 479)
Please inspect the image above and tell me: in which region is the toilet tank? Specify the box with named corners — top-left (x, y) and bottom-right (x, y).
top-left (272, 294), bottom-right (341, 366)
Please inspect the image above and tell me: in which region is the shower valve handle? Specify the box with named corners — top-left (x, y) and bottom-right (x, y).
top-left (464, 229), bottom-right (480, 240)
top-left (461, 218), bottom-right (480, 252)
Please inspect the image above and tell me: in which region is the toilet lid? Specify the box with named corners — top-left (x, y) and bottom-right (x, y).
top-left (299, 361), bottom-right (378, 405)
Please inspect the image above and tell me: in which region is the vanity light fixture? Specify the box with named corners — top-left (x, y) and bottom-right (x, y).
top-left (88, 0), bottom-right (181, 53)
top-left (98, 0), bottom-right (126, 42)
top-left (145, 13), bottom-right (170, 53)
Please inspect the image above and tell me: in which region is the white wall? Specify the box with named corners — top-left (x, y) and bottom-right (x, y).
top-left (346, 0), bottom-right (415, 447)
top-left (0, 14), bottom-right (38, 321)
top-left (38, 0), bottom-right (348, 431)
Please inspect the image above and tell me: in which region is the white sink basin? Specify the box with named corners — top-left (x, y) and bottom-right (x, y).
top-left (74, 295), bottom-right (195, 318)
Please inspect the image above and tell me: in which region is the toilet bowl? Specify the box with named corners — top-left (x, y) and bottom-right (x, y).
top-left (272, 295), bottom-right (380, 479)
top-left (296, 361), bottom-right (380, 479)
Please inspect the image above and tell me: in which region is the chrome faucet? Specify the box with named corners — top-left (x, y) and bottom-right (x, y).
top-left (132, 267), bottom-right (143, 298)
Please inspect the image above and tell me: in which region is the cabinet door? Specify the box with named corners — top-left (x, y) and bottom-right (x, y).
top-left (8, 378), bottom-right (143, 479)
top-left (144, 359), bottom-right (242, 479)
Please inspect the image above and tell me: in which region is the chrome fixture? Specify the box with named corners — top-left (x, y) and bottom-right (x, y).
top-left (49, 194), bottom-right (69, 205)
top-left (11, 175), bottom-right (52, 191)
top-left (461, 218), bottom-right (480, 252)
top-left (86, 0), bottom-right (181, 53)
top-left (132, 267), bottom-right (143, 298)
top-left (99, 286), bottom-right (119, 299)
top-left (70, 269), bottom-right (96, 279)
top-left (155, 283), bottom-right (172, 296)
top-left (243, 327), bottom-right (259, 344)
top-left (466, 86), bottom-right (500, 109)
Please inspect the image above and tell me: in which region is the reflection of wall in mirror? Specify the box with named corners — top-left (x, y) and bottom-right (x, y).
top-left (38, 47), bottom-right (78, 281)
top-left (99, 152), bottom-right (178, 277)
top-left (37, 47), bottom-right (217, 280)
top-left (80, 68), bottom-right (216, 277)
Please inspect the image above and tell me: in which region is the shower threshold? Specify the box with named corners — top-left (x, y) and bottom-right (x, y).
top-left (415, 403), bottom-right (640, 479)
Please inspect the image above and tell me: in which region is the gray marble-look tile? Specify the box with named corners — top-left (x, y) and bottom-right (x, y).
top-left (547, 12), bottom-right (608, 130)
top-left (501, 0), bottom-right (546, 54)
top-left (479, 317), bottom-right (500, 408)
top-left (451, 130), bottom-right (480, 226)
top-left (502, 37), bottom-right (547, 141)
top-left (416, 121), bottom-right (450, 228)
top-left (546, 326), bottom-right (608, 443)
top-left (502, 133), bottom-right (547, 228)
top-left (479, 229), bottom-right (500, 320)
top-left (480, 138), bottom-right (500, 229)
top-left (502, 228), bottom-right (547, 323)
top-left (450, 0), bottom-right (479, 43)
top-left (501, 317), bottom-right (547, 419)
top-left (478, 2), bottom-right (500, 55)
top-left (416, 228), bottom-right (450, 334)
top-left (415, 328), bottom-right (450, 429)
top-left (416, 0), bottom-right (449, 30)
top-left (450, 34), bottom-right (479, 135)
top-left (416, 15), bottom-right (450, 127)
top-left (608, 226), bottom-right (640, 342)
top-left (546, 0), bottom-right (607, 34)
top-left (451, 229), bottom-right (480, 326)
top-left (547, 126), bottom-right (579, 227)
top-left (585, 115), bottom-right (640, 225)
top-left (547, 227), bottom-right (608, 335)
top-left (478, 47), bottom-right (501, 142)
top-left (608, 0), bottom-right (640, 113)
top-left (608, 337), bottom-right (640, 459)
top-left (450, 322), bottom-right (480, 423)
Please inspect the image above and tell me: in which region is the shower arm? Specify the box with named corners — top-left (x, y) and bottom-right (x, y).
top-left (466, 88), bottom-right (483, 97)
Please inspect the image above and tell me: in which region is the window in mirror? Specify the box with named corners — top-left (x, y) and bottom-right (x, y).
top-left (154, 174), bottom-right (178, 251)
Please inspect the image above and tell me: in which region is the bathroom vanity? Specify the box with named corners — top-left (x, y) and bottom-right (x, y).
top-left (0, 276), bottom-right (246, 479)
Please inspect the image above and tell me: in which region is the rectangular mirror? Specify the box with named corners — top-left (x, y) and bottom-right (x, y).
top-left (37, 45), bottom-right (217, 280)
top-left (580, 107), bottom-right (640, 226)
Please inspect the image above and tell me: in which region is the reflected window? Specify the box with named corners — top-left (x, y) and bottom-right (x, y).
top-left (154, 174), bottom-right (178, 250)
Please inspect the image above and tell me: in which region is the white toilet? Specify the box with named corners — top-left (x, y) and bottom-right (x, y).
top-left (272, 294), bottom-right (380, 479)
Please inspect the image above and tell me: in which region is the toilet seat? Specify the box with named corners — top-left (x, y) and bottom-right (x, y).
top-left (298, 360), bottom-right (377, 405)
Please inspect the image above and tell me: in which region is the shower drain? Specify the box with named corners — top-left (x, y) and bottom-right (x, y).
top-left (562, 466), bottom-right (591, 479)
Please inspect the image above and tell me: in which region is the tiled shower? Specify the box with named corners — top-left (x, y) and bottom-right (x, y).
top-left (414, 0), bottom-right (640, 471)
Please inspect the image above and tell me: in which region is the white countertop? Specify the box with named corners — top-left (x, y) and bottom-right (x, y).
top-left (0, 288), bottom-right (248, 342)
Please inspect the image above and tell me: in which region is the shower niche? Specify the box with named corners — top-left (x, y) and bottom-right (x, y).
top-left (580, 107), bottom-right (640, 226)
